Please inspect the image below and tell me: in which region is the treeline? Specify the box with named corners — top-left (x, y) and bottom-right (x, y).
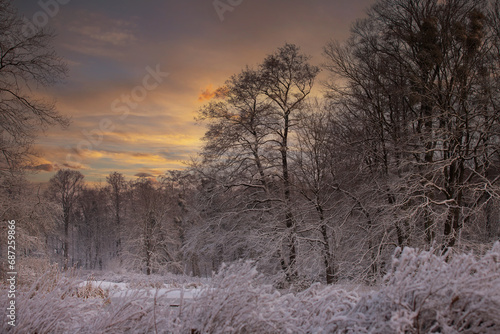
top-left (2, 0), bottom-right (500, 284)
top-left (187, 0), bottom-right (500, 283)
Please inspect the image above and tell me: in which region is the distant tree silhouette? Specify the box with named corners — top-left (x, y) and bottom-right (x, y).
top-left (47, 169), bottom-right (84, 269)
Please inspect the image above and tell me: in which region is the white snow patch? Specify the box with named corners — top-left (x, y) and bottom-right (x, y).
top-left (78, 280), bottom-right (203, 306)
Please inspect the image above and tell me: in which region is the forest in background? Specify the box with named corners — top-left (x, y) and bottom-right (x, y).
top-left (1, 0), bottom-right (500, 288)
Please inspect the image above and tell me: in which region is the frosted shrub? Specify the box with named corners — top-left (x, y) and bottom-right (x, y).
top-left (176, 261), bottom-right (361, 334)
top-left (78, 290), bottom-right (173, 334)
top-left (289, 283), bottom-right (359, 333)
top-left (0, 268), bottom-right (99, 333)
top-left (345, 243), bottom-right (500, 333)
top-left (177, 261), bottom-right (295, 333)
top-left (17, 257), bottom-right (55, 286)
top-left (179, 245), bottom-right (499, 333)
top-left (0, 267), bottom-right (176, 334)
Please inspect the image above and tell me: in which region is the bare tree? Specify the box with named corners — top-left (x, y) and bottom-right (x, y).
top-left (125, 177), bottom-right (179, 275)
top-left (292, 104), bottom-right (339, 283)
top-left (196, 44), bottom-right (320, 281)
top-left (74, 186), bottom-right (113, 270)
top-left (46, 169), bottom-right (84, 269)
top-left (324, 0), bottom-right (500, 253)
top-left (259, 43), bottom-right (320, 280)
top-left (197, 67), bottom-right (274, 193)
top-left (0, 175), bottom-right (59, 280)
top-left (0, 0), bottom-right (68, 175)
top-left (106, 171), bottom-right (126, 258)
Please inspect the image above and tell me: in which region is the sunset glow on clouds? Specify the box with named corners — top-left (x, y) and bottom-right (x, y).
top-left (198, 84), bottom-right (217, 102)
top-left (14, 0), bottom-right (375, 183)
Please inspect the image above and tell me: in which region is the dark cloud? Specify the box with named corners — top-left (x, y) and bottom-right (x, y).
top-left (30, 164), bottom-right (54, 172)
top-left (131, 152), bottom-right (152, 158)
top-left (159, 149), bottom-right (193, 162)
top-left (135, 172), bottom-right (154, 178)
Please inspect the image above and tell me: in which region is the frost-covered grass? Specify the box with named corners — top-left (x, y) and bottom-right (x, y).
top-left (1, 243), bottom-right (499, 333)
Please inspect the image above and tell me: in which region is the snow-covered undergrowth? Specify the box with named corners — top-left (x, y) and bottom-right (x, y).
top-left (1, 243), bottom-right (499, 333)
top-left (344, 244), bottom-right (500, 333)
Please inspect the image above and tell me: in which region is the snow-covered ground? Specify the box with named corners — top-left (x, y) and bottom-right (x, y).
top-left (77, 280), bottom-right (203, 306)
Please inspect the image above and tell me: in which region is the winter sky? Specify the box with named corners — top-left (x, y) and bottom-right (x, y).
top-left (14, 0), bottom-right (375, 183)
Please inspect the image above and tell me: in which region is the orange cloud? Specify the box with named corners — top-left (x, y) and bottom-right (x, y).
top-left (29, 164), bottom-right (54, 172)
top-left (198, 84), bottom-right (216, 102)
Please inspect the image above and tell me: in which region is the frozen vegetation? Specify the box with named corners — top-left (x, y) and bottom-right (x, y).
top-left (1, 243), bottom-right (499, 333)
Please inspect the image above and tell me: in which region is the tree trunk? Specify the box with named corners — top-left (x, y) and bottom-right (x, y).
top-left (281, 111), bottom-right (298, 281)
top-left (63, 210), bottom-right (70, 270)
top-left (320, 224), bottom-right (336, 284)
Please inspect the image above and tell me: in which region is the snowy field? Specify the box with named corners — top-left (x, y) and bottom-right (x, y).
top-left (1, 244), bottom-right (500, 333)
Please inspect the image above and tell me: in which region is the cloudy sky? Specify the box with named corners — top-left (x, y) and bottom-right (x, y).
top-left (14, 0), bottom-right (375, 183)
